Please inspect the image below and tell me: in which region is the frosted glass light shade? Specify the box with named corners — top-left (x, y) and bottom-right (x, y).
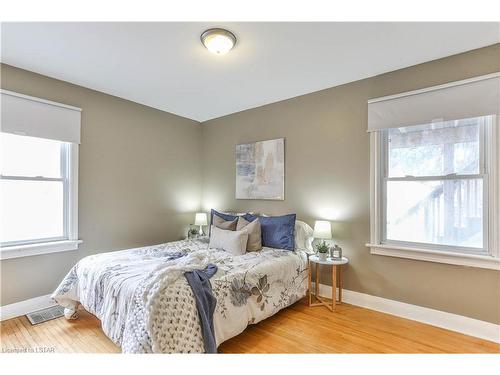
top-left (313, 220), bottom-right (332, 239)
top-left (195, 212), bottom-right (208, 226)
top-left (201, 28), bottom-right (236, 55)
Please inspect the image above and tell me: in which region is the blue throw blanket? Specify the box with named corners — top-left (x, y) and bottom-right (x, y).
top-left (184, 264), bottom-right (218, 353)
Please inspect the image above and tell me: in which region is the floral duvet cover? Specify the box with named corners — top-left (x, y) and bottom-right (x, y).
top-left (52, 239), bottom-right (308, 353)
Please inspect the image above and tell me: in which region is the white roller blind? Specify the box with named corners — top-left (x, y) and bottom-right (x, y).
top-left (367, 73), bottom-right (500, 132)
top-left (1, 90), bottom-right (81, 143)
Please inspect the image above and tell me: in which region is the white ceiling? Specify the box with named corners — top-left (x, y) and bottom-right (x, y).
top-left (1, 22), bottom-right (499, 122)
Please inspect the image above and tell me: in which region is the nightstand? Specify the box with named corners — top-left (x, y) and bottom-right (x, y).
top-left (186, 235), bottom-right (209, 242)
top-left (308, 255), bottom-right (349, 312)
top-left (196, 236), bottom-right (210, 243)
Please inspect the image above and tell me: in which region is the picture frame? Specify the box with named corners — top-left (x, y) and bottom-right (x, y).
top-left (330, 245), bottom-right (343, 259)
top-left (235, 138), bottom-right (285, 200)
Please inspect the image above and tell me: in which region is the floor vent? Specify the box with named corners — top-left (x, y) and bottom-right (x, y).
top-left (26, 305), bottom-right (65, 325)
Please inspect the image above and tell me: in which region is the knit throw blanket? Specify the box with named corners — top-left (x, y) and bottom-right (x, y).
top-left (121, 250), bottom-right (212, 353)
top-left (52, 240), bottom-right (213, 353)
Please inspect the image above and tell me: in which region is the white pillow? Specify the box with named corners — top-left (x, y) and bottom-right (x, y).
top-left (209, 225), bottom-right (249, 256)
top-left (294, 220), bottom-right (314, 252)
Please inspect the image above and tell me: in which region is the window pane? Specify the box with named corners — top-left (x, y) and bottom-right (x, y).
top-left (0, 133), bottom-right (63, 178)
top-left (386, 179), bottom-right (483, 249)
top-left (0, 180), bottom-right (64, 243)
top-left (387, 117), bottom-right (483, 177)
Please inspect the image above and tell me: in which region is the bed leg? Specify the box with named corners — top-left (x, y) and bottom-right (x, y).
top-left (64, 306), bottom-right (79, 320)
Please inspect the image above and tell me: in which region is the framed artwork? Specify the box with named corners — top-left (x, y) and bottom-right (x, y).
top-left (236, 138), bottom-right (284, 200)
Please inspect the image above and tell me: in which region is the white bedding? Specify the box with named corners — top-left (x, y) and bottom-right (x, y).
top-left (52, 239), bottom-right (308, 353)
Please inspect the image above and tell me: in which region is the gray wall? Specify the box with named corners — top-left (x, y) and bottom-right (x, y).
top-left (201, 44), bottom-right (500, 324)
top-left (1, 64), bottom-right (203, 305)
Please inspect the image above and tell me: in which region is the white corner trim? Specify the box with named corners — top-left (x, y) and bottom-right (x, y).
top-left (0, 240), bottom-right (82, 260)
top-left (366, 243), bottom-right (500, 271)
top-left (312, 282), bottom-right (500, 344)
top-left (0, 294), bottom-right (56, 321)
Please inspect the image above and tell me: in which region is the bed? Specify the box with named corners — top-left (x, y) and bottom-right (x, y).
top-left (52, 238), bottom-right (309, 353)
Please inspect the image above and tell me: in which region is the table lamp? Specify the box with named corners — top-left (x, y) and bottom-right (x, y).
top-left (313, 220), bottom-right (332, 245)
top-left (195, 212), bottom-right (208, 236)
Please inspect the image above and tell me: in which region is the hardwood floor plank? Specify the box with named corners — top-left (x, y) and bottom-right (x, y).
top-left (18, 317), bottom-right (47, 350)
top-left (1, 298), bottom-right (498, 354)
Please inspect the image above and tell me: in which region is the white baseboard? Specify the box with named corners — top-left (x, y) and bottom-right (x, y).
top-left (312, 282), bottom-right (500, 344)
top-left (0, 294), bottom-right (56, 321)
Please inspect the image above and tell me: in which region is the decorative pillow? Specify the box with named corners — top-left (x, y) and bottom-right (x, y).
top-left (220, 211), bottom-right (256, 216)
top-left (211, 209), bottom-right (238, 221)
top-left (294, 220), bottom-right (314, 252)
top-left (209, 225), bottom-right (248, 256)
top-left (210, 209), bottom-right (257, 222)
top-left (210, 209), bottom-right (238, 235)
top-left (212, 215), bottom-right (238, 231)
top-left (243, 213), bottom-right (296, 251)
top-left (236, 217), bottom-right (262, 252)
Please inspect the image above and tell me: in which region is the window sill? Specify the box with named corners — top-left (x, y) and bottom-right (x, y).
top-left (0, 240), bottom-right (82, 260)
top-left (366, 243), bottom-right (500, 271)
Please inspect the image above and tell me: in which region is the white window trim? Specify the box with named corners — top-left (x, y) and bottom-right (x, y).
top-left (0, 239), bottom-right (82, 260)
top-left (367, 117), bottom-right (499, 270)
top-left (366, 243), bottom-right (500, 271)
top-left (0, 140), bottom-right (81, 260)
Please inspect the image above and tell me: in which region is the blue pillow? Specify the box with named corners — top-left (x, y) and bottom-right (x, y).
top-left (210, 209), bottom-right (239, 235)
top-left (210, 209), bottom-right (238, 224)
top-left (243, 213), bottom-right (296, 251)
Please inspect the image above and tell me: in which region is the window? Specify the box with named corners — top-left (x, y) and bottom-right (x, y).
top-left (381, 116), bottom-right (489, 254)
top-left (1, 133), bottom-right (70, 246)
top-left (0, 89), bottom-right (81, 259)
top-left (367, 74), bottom-right (500, 270)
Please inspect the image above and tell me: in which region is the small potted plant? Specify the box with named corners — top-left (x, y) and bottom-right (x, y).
top-left (188, 226), bottom-right (199, 239)
top-left (316, 241), bottom-right (329, 261)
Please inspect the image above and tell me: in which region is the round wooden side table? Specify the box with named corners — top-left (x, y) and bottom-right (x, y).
top-left (308, 255), bottom-right (349, 312)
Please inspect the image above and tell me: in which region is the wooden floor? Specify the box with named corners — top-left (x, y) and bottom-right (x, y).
top-left (1, 299), bottom-right (498, 353)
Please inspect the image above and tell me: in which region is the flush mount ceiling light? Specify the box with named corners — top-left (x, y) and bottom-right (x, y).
top-left (200, 28), bottom-right (236, 55)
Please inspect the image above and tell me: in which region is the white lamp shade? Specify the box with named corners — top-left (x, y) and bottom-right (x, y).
top-left (195, 213), bottom-right (208, 226)
top-left (313, 220), bottom-right (332, 240)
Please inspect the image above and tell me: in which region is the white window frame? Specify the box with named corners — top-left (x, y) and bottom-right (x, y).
top-left (367, 117), bottom-right (500, 271)
top-left (0, 105), bottom-right (81, 260)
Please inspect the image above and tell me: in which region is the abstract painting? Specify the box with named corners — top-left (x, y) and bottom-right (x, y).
top-left (236, 138), bottom-right (284, 200)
